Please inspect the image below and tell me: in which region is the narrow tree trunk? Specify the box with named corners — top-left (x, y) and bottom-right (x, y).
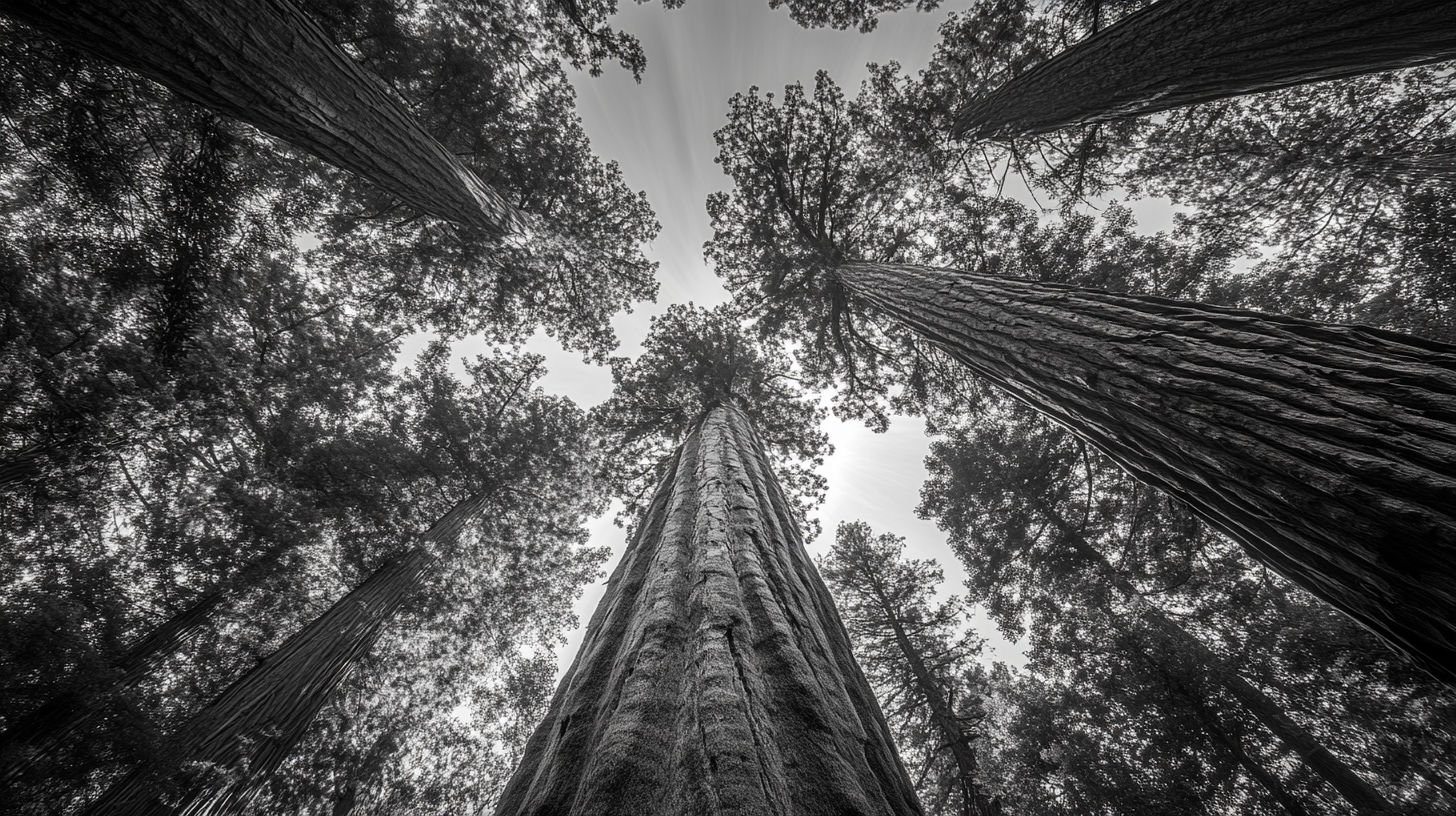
top-left (953, 0), bottom-right (1456, 139)
top-left (835, 259), bottom-right (1456, 685)
top-left (1418, 764), bottom-right (1456, 803)
top-left (1193, 699), bottom-right (1309, 816)
top-left (2, 0), bottom-right (528, 233)
top-left (81, 490), bottom-right (488, 816)
top-left (0, 539), bottom-right (298, 786)
top-left (867, 588), bottom-right (996, 816)
top-left (494, 402), bottom-right (922, 816)
top-left (1040, 509), bottom-right (1397, 815)
top-left (0, 439), bottom-right (52, 488)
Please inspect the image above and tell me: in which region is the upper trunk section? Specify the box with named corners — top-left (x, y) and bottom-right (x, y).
top-left (837, 259), bottom-right (1456, 686)
top-left (495, 403), bottom-right (922, 816)
top-left (953, 0), bottom-right (1456, 139)
top-left (5, 0), bottom-right (528, 233)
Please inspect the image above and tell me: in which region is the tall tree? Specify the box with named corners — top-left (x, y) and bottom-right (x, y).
top-left (952, 0), bottom-right (1456, 139)
top-left (79, 544), bottom-right (441, 816)
top-left (497, 306), bottom-right (919, 815)
top-left (709, 71), bottom-right (1456, 685)
top-left (821, 521), bottom-right (999, 816)
top-left (496, 401), bottom-right (921, 816)
top-left (2, 0), bottom-right (530, 232)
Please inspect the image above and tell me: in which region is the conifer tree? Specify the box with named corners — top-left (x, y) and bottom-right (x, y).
top-left (2, 0), bottom-right (528, 232)
top-left (496, 306), bottom-right (920, 815)
top-left (709, 71), bottom-right (1456, 685)
top-left (821, 521), bottom-right (999, 816)
top-left (953, 0), bottom-right (1456, 139)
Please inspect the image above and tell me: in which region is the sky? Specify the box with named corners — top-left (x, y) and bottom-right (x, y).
top-left (441, 0), bottom-right (1182, 677)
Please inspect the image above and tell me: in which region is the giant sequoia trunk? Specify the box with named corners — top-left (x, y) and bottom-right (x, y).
top-left (953, 0), bottom-right (1456, 139)
top-left (2, 0), bottom-right (527, 233)
top-left (494, 403), bottom-right (922, 816)
top-left (81, 491), bottom-right (488, 816)
top-left (835, 260), bottom-right (1456, 685)
top-left (1040, 511), bottom-right (1398, 815)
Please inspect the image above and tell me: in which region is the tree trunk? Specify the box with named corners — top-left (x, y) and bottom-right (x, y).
top-left (494, 402), bottom-right (922, 816)
top-left (864, 586), bottom-right (996, 816)
top-left (835, 259), bottom-right (1456, 685)
top-left (1039, 509), bottom-right (1397, 815)
top-left (81, 490), bottom-right (488, 816)
top-left (1192, 696), bottom-right (1309, 816)
top-left (0, 534), bottom-right (309, 787)
top-left (953, 0), bottom-right (1456, 139)
top-left (1, 0), bottom-right (527, 233)
top-left (0, 439), bottom-right (53, 488)
top-left (1418, 764), bottom-right (1456, 803)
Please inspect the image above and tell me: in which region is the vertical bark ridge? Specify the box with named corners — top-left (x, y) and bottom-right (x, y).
top-left (837, 259), bottom-right (1456, 685)
top-left (953, 0), bottom-right (1456, 138)
top-left (495, 403), bottom-right (921, 816)
top-left (3, 0), bottom-right (529, 233)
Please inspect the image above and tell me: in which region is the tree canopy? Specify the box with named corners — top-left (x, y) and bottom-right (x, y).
top-left (5, 2), bottom-right (1456, 814)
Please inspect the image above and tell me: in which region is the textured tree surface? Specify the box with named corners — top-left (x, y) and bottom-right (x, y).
top-left (2, 0), bottom-right (527, 233)
top-left (836, 260), bottom-right (1456, 685)
top-left (81, 491), bottom-right (489, 816)
top-left (495, 403), bottom-right (922, 816)
top-left (953, 0), bottom-right (1456, 138)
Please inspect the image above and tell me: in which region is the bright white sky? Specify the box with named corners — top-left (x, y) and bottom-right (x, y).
top-left (434, 0), bottom-right (1182, 678)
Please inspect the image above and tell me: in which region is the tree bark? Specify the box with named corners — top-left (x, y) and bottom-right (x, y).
top-left (835, 259), bottom-right (1456, 685)
top-left (953, 0), bottom-right (1456, 139)
top-left (1040, 509), bottom-right (1397, 815)
top-left (494, 402), bottom-right (922, 816)
top-left (1, 0), bottom-right (528, 233)
top-left (81, 490), bottom-right (488, 816)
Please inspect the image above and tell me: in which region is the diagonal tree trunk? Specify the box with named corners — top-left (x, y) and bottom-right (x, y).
top-left (953, 0), bottom-right (1456, 139)
top-left (0, 542), bottom-right (292, 787)
top-left (494, 402), bottom-right (922, 816)
top-left (1039, 506), bottom-right (1398, 816)
top-left (1200, 717), bottom-right (1310, 816)
top-left (1, 0), bottom-right (528, 233)
top-left (81, 490), bottom-right (489, 816)
top-left (834, 259), bottom-right (1456, 686)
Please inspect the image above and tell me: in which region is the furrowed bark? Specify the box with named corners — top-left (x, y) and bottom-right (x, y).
top-left (1, 0), bottom-right (528, 233)
top-left (1042, 509), bottom-right (1397, 815)
top-left (81, 490), bottom-right (488, 816)
top-left (836, 259), bottom-right (1456, 685)
top-left (495, 402), bottom-right (922, 816)
top-left (953, 0), bottom-right (1456, 139)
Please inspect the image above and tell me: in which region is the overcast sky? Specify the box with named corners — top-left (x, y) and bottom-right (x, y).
top-left (445, 0), bottom-right (1179, 676)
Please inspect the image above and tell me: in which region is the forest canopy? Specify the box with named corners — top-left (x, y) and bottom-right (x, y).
top-left (2, 1), bottom-right (1455, 815)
